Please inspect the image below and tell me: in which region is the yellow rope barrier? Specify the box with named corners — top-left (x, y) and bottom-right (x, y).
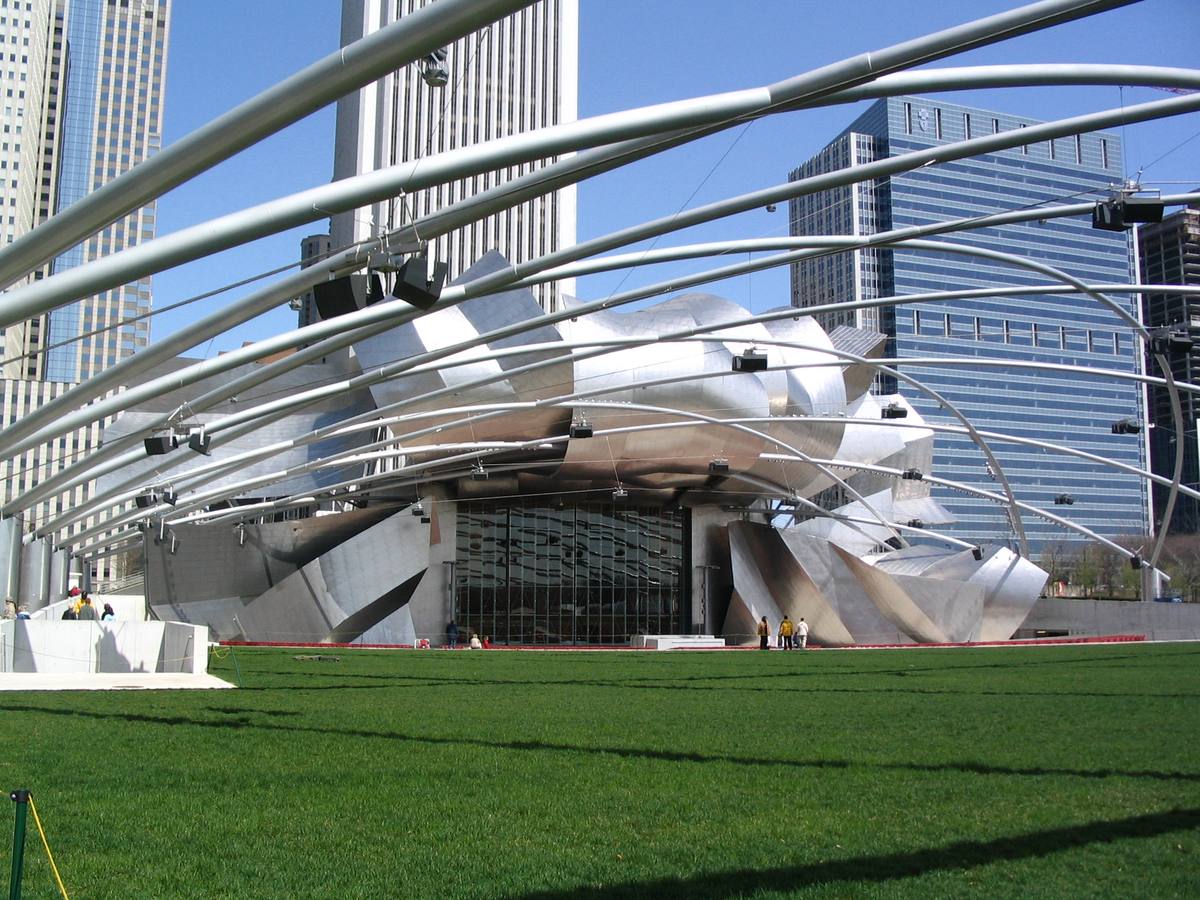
top-left (28, 794), bottom-right (70, 900)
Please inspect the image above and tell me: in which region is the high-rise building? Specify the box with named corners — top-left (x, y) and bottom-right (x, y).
top-left (1138, 200), bottom-right (1200, 534)
top-left (327, 0), bottom-right (578, 314)
top-left (790, 96), bottom-right (1148, 555)
top-left (0, 0), bottom-right (170, 563)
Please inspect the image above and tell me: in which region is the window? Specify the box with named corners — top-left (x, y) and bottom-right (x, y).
top-left (904, 102), bottom-right (912, 134)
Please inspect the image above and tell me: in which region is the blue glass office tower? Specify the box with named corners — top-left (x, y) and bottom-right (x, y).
top-left (790, 96), bottom-right (1149, 556)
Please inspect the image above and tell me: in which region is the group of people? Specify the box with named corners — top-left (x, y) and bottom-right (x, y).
top-left (59, 590), bottom-right (115, 621)
top-left (2, 589), bottom-right (114, 621)
top-left (445, 621), bottom-right (490, 649)
top-left (756, 614), bottom-right (809, 650)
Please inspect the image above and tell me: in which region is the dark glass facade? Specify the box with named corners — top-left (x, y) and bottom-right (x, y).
top-left (791, 96), bottom-right (1149, 555)
top-left (455, 503), bottom-right (689, 644)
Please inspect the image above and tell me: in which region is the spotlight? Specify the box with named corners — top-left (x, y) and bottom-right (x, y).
top-left (765, 203), bottom-right (777, 213)
top-left (420, 48), bottom-right (449, 87)
top-left (1091, 201), bottom-right (1127, 232)
top-left (900, 468), bottom-right (923, 481)
top-left (1054, 494), bottom-right (1075, 506)
top-left (187, 429), bottom-right (212, 455)
top-left (1111, 419), bottom-right (1141, 435)
top-left (612, 487), bottom-right (628, 501)
top-left (134, 491), bottom-right (159, 509)
top-left (881, 402), bottom-right (908, 420)
top-left (161, 488), bottom-right (177, 506)
top-left (1092, 196), bottom-right (1165, 232)
top-left (971, 545), bottom-right (984, 561)
top-left (420, 516), bottom-right (432, 524)
top-left (313, 273), bottom-right (384, 319)
top-left (731, 349), bottom-right (768, 372)
top-left (143, 434), bottom-right (176, 455)
top-left (709, 458), bottom-right (730, 474)
top-left (1149, 329), bottom-right (1194, 355)
top-left (906, 518), bottom-right (924, 529)
top-left (412, 501), bottom-right (425, 516)
top-left (1130, 554), bottom-right (1143, 570)
top-left (392, 251), bottom-right (448, 310)
top-left (569, 419), bottom-right (593, 439)
top-left (471, 463), bottom-right (488, 481)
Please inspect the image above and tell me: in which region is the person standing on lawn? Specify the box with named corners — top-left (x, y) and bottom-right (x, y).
top-left (756, 615), bottom-right (770, 650)
top-left (796, 617), bottom-right (810, 649)
top-left (779, 615), bottom-right (794, 650)
top-left (446, 620), bottom-right (459, 649)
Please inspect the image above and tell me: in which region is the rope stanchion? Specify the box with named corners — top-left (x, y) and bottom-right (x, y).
top-left (27, 796), bottom-right (68, 900)
top-left (8, 791), bottom-right (70, 900)
top-left (8, 789), bottom-right (27, 900)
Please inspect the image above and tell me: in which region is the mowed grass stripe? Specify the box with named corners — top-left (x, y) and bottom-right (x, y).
top-left (2, 642), bottom-right (1197, 898)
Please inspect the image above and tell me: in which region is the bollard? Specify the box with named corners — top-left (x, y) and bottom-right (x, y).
top-left (8, 789), bottom-right (28, 900)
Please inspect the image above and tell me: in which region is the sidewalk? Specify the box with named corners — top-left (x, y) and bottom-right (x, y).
top-left (0, 673), bottom-right (234, 691)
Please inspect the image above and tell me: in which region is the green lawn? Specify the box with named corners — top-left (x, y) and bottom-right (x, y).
top-left (2, 643), bottom-right (1198, 898)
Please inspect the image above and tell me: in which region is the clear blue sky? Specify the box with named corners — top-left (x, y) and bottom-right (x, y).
top-left (150, 0), bottom-right (1200, 355)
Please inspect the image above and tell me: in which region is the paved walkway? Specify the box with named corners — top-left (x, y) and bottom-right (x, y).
top-left (0, 673), bottom-right (234, 691)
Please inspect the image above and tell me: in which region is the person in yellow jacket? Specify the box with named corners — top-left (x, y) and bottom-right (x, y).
top-left (778, 615), bottom-right (794, 650)
top-left (756, 615), bottom-right (770, 650)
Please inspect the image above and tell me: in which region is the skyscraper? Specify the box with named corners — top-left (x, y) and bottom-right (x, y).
top-left (327, 0), bottom-right (578, 314)
top-left (0, 0), bottom-right (170, 560)
top-left (1138, 200), bottom-right (1199, 534)
top-left (790, 96), bottom-right (1148, 555)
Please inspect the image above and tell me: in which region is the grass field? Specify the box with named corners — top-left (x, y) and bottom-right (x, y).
top-left (2, 642), bottom-right (1198, 898)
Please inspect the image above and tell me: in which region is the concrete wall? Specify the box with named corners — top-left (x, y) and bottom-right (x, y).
top-left (1018, 597), bottom-right (1200, 642)
top-left (1, 620), bottom-right (208, 674)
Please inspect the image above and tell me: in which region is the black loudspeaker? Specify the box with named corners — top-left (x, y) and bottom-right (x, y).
top-left (144, 435), bottom-right (175, 455)
top-left (134, 492), bottom-right (159, 509)
top-left (392, 254), bottom-right (448, 310)
top-left (313, 274), bottom-right (384, 319)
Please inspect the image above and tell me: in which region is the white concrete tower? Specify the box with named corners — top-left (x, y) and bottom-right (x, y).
top-left (330, 0), bottom-right (578, 312)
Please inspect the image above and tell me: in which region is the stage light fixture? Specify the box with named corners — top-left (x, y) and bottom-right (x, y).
top-left (881, 402), bottom-right (908, 420)
top-left (392, 251), bottom-right (448, 310)
top-left (901, 468), bottom-right (923, 480)
top-left (569, 419), bottom-right (593, 439)
top-left (143, 434), bottom-right (175, 455)
top-left (731, 348), bottom-right (767, 372)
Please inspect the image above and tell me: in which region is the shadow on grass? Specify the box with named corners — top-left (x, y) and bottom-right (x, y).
top-left (6, 702), bottom-right (1199, 783)
top-left (226, 666), bottom-right (1198, 702)
top-left (512, 807), bottom-right (1200, 899)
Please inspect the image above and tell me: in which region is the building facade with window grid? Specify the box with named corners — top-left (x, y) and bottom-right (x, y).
top-left (0, 0), bottom-right (169, 580)
top-left (328, 0), bottom-right (577, 314)
top-left (1139, 201), bottom-right (1200, 534)
top-left (789, 96), bottom-right (1149, 556)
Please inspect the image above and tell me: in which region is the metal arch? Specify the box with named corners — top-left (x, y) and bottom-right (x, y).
top-left (0, 0), bottom-right (542, 292)
top-left (792, 454), bottom-right (1144, 564)
top-left (0, 4), bottom-right (1157, 326)
top-left (511, 194), bottom-right (1200, 287)
top-left (445, 91), bottom-right (1200, 306)
top-left (795, 413), bottom-right (1200, 507)
top-left (28, 283), bottom-right (1196, 537)
top-left (19, 278), bottom-right (1196, 539)
top-left (57, 399), bottom-right (914, 552)
top-left (3, 85), bottom-right (1196, 459)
